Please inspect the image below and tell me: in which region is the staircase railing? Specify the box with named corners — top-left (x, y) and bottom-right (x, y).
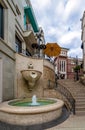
top-left (56, 81), bottom-right (75, 114)
top-left (47, 79), bottom-right (75, 114)
top-left (48, 79), bottom-right (57, 89)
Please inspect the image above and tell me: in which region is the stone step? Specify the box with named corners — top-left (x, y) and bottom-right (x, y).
top-left (65, 86), bottom-right (85, 88)
top-left (76, 106), bottom-right (85, 110)
top-left (74, 94), bottom-right (85, 97)
top-left (68, 92), bottom-right (85, 95)
top-left (73, 93), bottom-right (85, 97)
top-left (76, 110), bottom-right (85, 116)
top-left (74, 96), bottom-right (85, 98)
top-left (74, 96), bottom-right (85, 99)
top-left (76, 101), bottom-right (85, 105)
top-left (76, 107), bottom-right (85, 110)
top-left (67, 87), bottom-right (85, 89)
top-left (74, 96), bottom-right (85, 100)
top-left (75, 98), bottom-right (85, 102)
top-left (57, 79), bottom-right (85, 116)
top-left (67, 89), bottom-right (85, 92)
top-left (76, 106), bottom-right (85, 111)
top-left (68, 90), bottom-right (84, 93)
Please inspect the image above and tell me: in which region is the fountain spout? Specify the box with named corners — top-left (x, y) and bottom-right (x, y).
top-left (31, 95), bottom-right (39, 106)
top-left (32, 95), bottom-right (37, 104)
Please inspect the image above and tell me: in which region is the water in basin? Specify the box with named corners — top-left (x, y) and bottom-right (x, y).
top-left (9, 95), bottom-right (56, 107)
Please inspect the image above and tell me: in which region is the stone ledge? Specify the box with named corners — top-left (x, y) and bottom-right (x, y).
top-left (0, 98), bottom-right (64, 125)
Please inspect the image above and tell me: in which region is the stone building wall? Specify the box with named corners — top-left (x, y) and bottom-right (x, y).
top-left (15, 54), bottom-right (56, 99)
top-left (81, 11), bottom-right (85, 73)
top-left (0, 39), bottom-right (15, 101)
top-left (43, 66), bottom-right (55, 81)
top-left (0, 0), bottom-right (63, 102)
top-left (15, 54), bottom-right (44, 98)
top-left (0, 0), bottom-right (25, 101)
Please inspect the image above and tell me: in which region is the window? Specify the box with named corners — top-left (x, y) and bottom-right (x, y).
top-left (64, 61), bottom-right (66, 72)
top-left (0, 4), bottom-right (4, 39)
top-left (15, 36), bottom-right (22, 53)
top-left (72, 68), bottom-right (74, 72)
top-left (59, 60), bottom-right (66, 72)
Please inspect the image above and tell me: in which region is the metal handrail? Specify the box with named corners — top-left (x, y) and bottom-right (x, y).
top-left (48, 80), bottom-right (57, 89)
top-left (47, 79), bottom-right (75, 114)
top-left (55, 81), bottom-right (75, 115)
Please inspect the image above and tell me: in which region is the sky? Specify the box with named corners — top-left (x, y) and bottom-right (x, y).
top-left (30, 0), bottom-right (85, 58)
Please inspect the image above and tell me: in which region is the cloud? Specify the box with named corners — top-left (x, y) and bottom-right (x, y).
top-left (59, 31), bottom-right (81, 45)
top-left (63, 0), bottom-right (81, 21)
top-left (31, 0), bottom-right (51, 12)
top-left (68, 47), bottom-right (82, 58)
top-left (31, 0), bottom-right (84, 58)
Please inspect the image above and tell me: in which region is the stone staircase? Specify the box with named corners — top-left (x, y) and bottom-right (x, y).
top-left (57, 79), bottom-right (85, 115)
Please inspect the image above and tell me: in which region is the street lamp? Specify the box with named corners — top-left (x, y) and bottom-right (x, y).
top-left (75, 56), bottom-right (79, 80)
top-left (35, 28), bottom-right (46, 58)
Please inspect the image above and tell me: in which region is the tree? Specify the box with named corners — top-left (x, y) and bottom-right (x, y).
top-left (74, 65), bottom-right (80, 80)
top-left (74, 65), bottom-right (80, 72)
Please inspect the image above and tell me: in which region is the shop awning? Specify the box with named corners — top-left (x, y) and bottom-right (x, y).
top-left (24, 6), bottom-right (39, 32)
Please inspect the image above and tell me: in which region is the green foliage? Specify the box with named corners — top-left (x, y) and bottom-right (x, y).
top-left (74, 65), bottom-right (80, 72)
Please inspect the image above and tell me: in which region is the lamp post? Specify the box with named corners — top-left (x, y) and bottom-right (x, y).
top-left (31, 43), bottom-right (39, 57)
top-left (75, 56), bottom-right (79, 80)
top-left (36, 28), bottom-right (46, 58)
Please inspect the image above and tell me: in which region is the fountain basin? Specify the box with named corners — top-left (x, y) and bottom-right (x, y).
top-left (0, 98), bottom-right (64, 125)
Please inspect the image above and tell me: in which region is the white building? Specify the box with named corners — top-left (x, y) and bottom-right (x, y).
top-left (81, 11), bottom-right (85, 74)
top-left (54, 48), bottom-right (69, 79)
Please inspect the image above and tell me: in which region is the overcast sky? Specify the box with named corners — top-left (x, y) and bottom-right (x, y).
top-left (31, 0), bottom-right (85, 58)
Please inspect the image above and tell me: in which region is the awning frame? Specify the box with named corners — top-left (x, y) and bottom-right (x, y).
top-left (24, 6), bottom-right (39, 32)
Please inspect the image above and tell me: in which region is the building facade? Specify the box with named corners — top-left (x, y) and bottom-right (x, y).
top-left (54, 48), bottom-right (83, 79)
top-left (67, 57), bottom-right (83, 79)
top-left (0, 0), bottom-right (45, 102)
top-left (81, 11), bottom-right (85, 74)
top-left (54, 48), bottom-right (69, 79)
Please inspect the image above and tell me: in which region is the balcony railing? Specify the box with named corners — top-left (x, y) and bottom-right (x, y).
top-left (24, 24), bottom-right (33, 32)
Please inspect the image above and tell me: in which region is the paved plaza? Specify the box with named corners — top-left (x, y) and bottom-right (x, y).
top-left (46, 115), bottom-right (85, 130)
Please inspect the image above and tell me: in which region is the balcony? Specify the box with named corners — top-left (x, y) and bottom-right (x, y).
top-left (23, 30), bottom-right (37, 45)
top-left (24, 6), bottom-right (39, 33)
top-left (24, 24), bottom-right (33, 32)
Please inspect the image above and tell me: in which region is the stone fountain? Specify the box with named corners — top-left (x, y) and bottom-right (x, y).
top-left (0, 96), bottom-right (64, 125)
top-left (21, 69), bottom-right (42, 90)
